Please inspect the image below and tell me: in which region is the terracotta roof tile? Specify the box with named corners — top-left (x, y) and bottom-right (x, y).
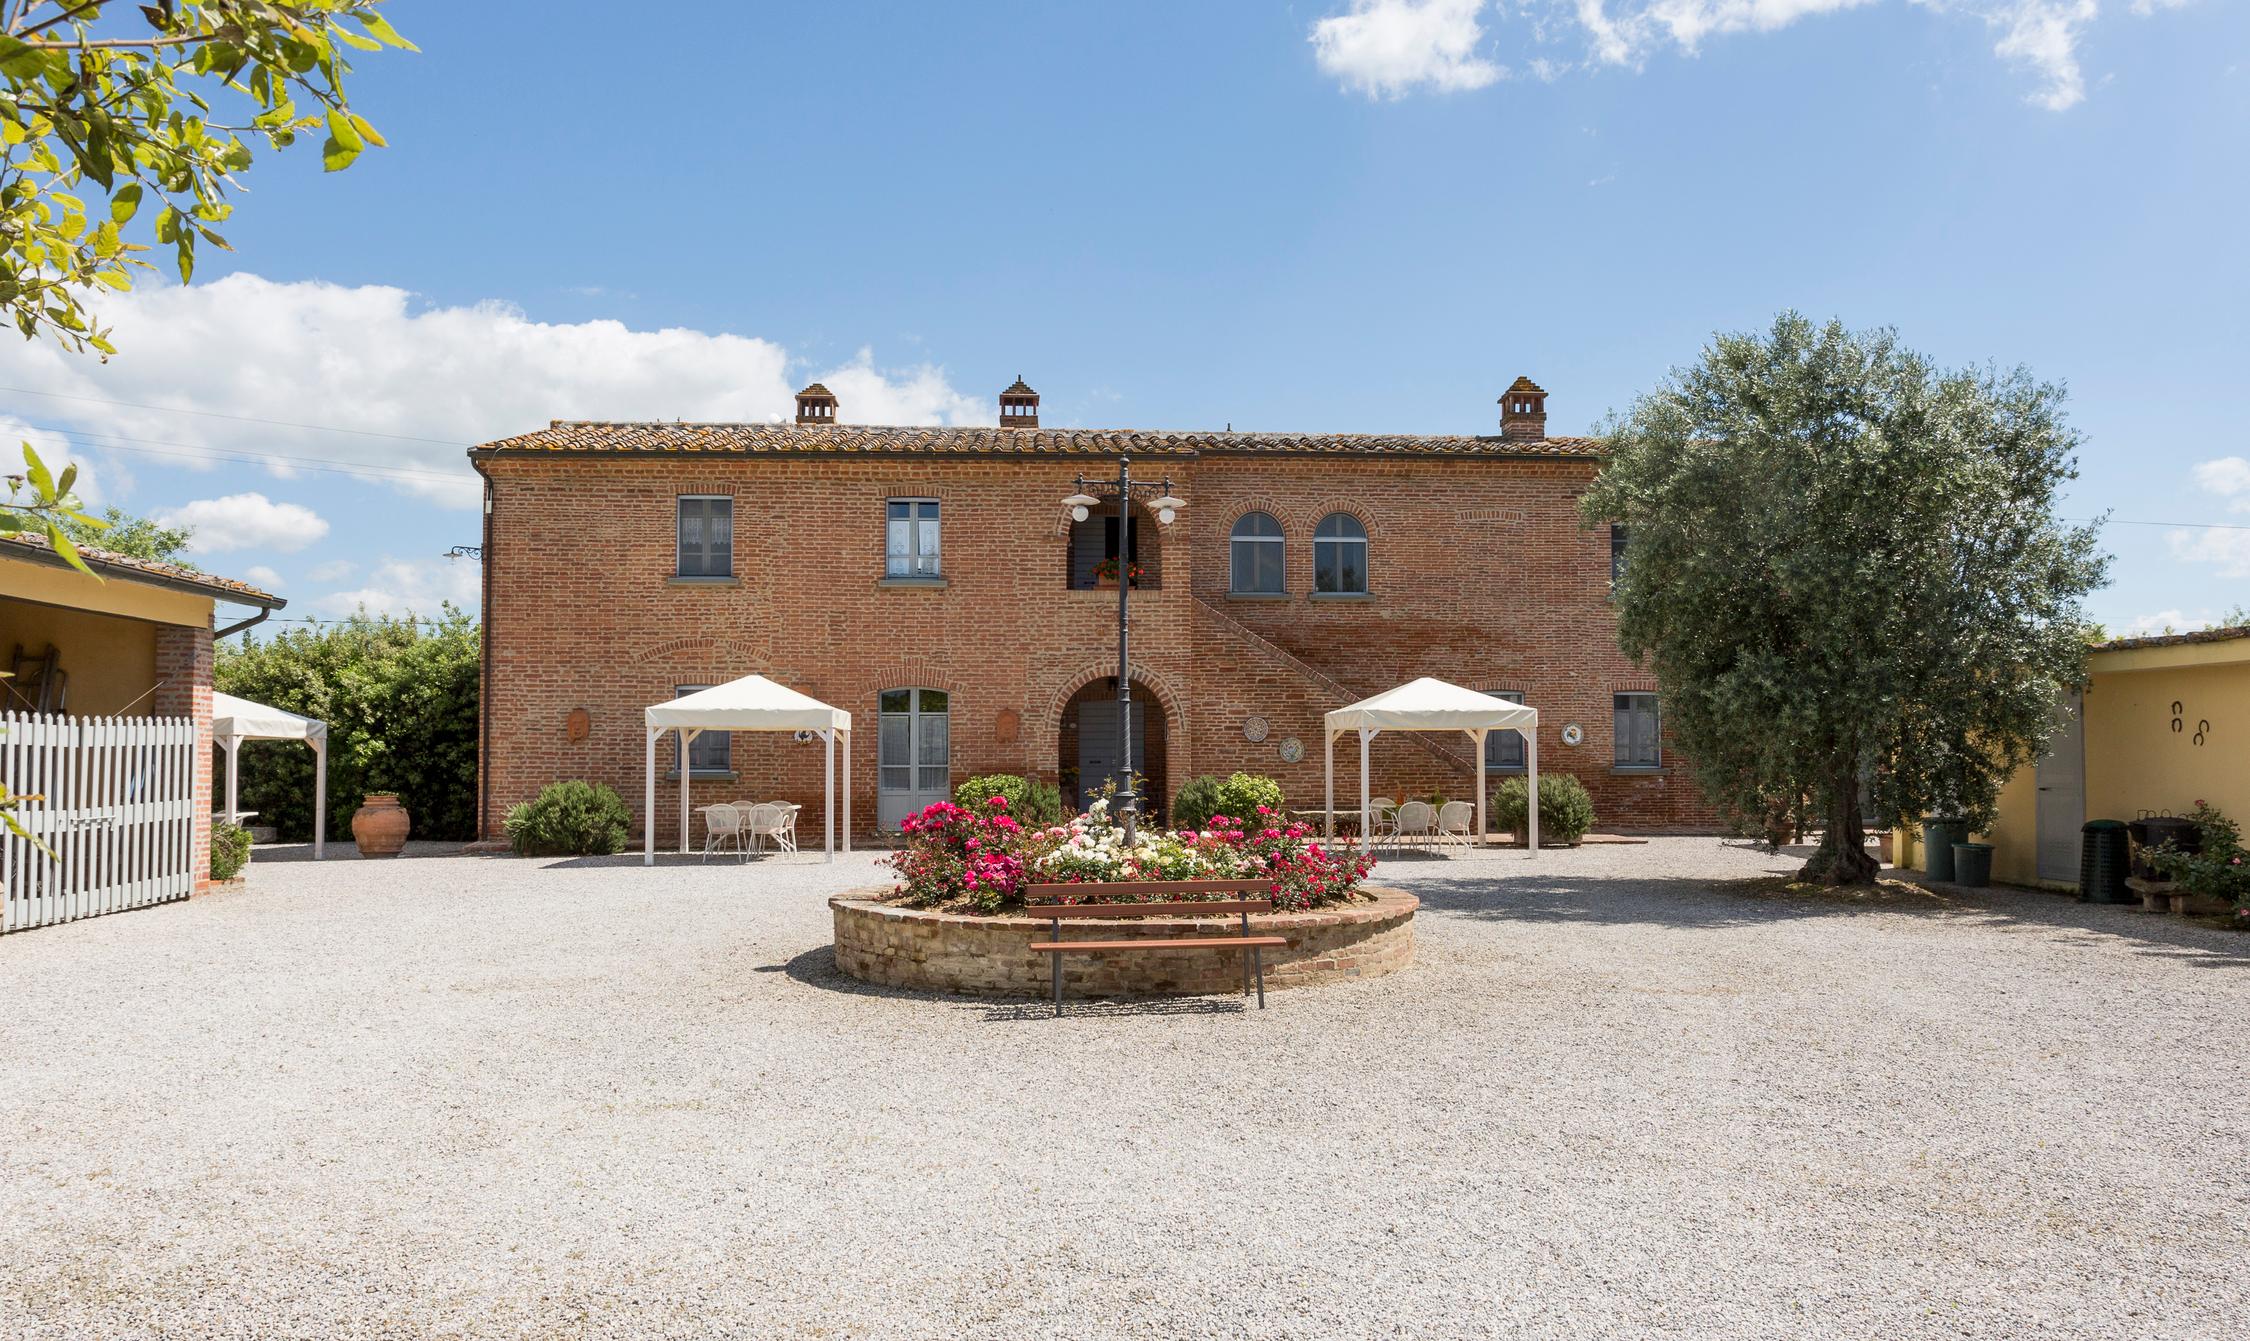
top-left (470, 421), bottom-right (1604, 460)
top-left (2095, 625), bottom-right (2250, 653)
top-left (1, 532), bottom-right (284, 607)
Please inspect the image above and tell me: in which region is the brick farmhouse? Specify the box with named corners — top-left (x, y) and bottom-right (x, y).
top-left (468, 377), bottom-right (1716, 846)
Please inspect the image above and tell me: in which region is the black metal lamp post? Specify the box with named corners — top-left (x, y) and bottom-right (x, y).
top-left (1063, 456), bottom-right (1183, 846)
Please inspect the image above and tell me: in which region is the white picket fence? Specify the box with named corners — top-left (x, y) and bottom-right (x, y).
top-left (2, 711), bottom-right (199, 933)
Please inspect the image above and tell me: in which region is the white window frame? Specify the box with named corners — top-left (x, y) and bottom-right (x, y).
top-left (885, 498), bottom-right (941, 579)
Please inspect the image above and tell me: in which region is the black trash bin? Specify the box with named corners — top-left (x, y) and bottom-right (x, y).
top-left (2079, 819), bottom-right (2129, 903)
top-left (1922, 817), bottom-right (1970, 882)
top-left (1952, 842), bottom-right (1994, 888)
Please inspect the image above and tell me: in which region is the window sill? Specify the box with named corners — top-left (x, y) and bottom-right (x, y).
top-left (877, 576), bottom-right (948, 590)
top-left (1483, 766), bottom-right (1528, 775)
top-left (1309, 592), bottom-right (1373, 602)
top-left (662, 770), bottom-right (739, 782)
top-left (666, 576), bottom-right (739, 587)
top-left (1225, 591), bottom-right (1291, 601)
top-left (1610, 766), bottom-right (1665, 777)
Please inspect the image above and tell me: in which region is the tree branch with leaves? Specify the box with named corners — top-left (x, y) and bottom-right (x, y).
top-left (0, 0), bottom-right (413, 354)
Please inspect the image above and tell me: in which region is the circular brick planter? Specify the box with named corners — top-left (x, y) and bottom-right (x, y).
top-left (828, 885), bottom-right (1416, 999)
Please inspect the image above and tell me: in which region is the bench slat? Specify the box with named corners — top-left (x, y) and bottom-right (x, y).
top-left (1026, 899), bottom-right (1271, 918)
top-left (1031, 936), bottom-right (1289, 953)
top-left (1022, 880), bottom-right (1270, 898)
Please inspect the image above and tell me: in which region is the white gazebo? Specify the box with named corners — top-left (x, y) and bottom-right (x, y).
top-left (643, 674), bottom-right (852, 864)
top-left (211, 691), bottom-right (329, 859)
top-left (1323, 676), bottom-right (1540, 854)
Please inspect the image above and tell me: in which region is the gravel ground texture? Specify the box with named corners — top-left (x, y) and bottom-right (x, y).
top-left (3, 838), bottom-right (2245, 1340)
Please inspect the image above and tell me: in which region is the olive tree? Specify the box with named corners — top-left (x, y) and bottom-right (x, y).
top-left (1, 1), bottom-right (413, 354)
top-left (1582, 315), bottom-right (2107, 884)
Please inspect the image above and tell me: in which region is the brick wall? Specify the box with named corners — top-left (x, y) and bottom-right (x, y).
top-left (479, 453), bottom-right (1718, 845)
top-left (153, 622), bottom-right (214, 890)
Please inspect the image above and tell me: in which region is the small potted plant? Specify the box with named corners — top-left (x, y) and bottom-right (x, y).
top-left (1092, 557), bottom-right (1145, 589)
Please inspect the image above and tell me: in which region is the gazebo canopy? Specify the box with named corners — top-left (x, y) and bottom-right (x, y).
top-left (210, 691), bottom-right (329, 859)
top-left (644, 675), bottom-right (851, 734)
top-left (212, 692), bottom-right (327, 744)
top-left (1322, 676), bottom-right (1540, 854)
top-left (642, 674), bottom-right (853, 863)
top-left (1323, 677), bottom-right (1538, 735)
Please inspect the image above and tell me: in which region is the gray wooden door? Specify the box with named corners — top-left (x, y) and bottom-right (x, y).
top-left (1076, 698), bottom-right (1141, 807)
top-left (2034, 689), bottom-right (2085, 884)
top-left (878, 688), bottom-right (950, 830)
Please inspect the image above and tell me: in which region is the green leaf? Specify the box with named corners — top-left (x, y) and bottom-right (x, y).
top-left (110, 182), bottom-right (143, 223)
top-left (153, 203), bottom-right (181, 243)
top-left (348, 113), bottom-right (386, 149)
top-left (174, 228), bottom-right (194, 283)
top-left (358, 13), bottom-right (420, 51)
top-left (321, 109), bottom-right (363, 172)
top-left (23, 442), bottom-right (57, 500)
top-left (45, 520), bottom-right (94, 576)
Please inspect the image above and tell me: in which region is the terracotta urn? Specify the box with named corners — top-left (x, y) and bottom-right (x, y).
top-left (351, 792), bottom-right (411, 858)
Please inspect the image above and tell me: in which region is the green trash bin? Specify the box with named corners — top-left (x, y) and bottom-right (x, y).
top-left (1952, 842), bottom-right (1994, 888)
top-left (2079, 819), bottom-right (2130, 903)
top-left (1922, 817), bottom-right (1970, 881)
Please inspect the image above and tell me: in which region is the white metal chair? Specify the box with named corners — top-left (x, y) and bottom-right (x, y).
top-left (1391, 801), bottom-right (1436, 852)
top-left (1435, 801), bottom-right (1475, 851)
top-left (771, 802), bottom-right (801, 853)
top-left (700, 803), bottom-right (747, 862)
top-left (745, 803), bottom-right (796, 855)
top-left (1368, 798), bottom-right (1399, 844)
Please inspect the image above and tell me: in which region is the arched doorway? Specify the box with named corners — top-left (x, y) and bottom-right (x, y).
top-left (1059, 676), bottom-right (1169, 822)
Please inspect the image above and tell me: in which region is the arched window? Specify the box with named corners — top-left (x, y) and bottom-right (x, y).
top-left (1313, 513), bottom-right (1368, 595)
top-left (1229, 511), bottom-right (1285, 595)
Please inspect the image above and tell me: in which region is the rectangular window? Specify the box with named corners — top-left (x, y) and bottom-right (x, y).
top-left (885, 499), bottom-right (941, 578)
top-left (1614, 693), bottom-right (1660, 770)
top-left (675, 685), bottom-right (731, 774)
top-left (1610, 524), bottom-right (1629, 586)
top-left (677, 496), bottom-right (733, 577)
top-left (1483, 692), bottom-right (1528, 771)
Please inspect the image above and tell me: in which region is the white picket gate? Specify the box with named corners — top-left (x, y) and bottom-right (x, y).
top-left (2, 711), bottom-right (199, 933)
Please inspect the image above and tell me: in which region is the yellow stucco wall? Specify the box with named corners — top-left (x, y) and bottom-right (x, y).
top-left (0, 597), bottom-right (163, 716)
top-left (1897, 637), bottom-right (2250, 886)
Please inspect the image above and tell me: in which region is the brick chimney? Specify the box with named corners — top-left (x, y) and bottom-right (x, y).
top-left (999, 376), bottom-right (1039, 429)
top-left (794, 382), bottom-right (838, 426)
top-left (1499, 376), bottom-right (1548, 442)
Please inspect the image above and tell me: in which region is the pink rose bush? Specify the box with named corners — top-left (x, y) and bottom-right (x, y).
top-left (889, 796), bottom-right (1375, 914)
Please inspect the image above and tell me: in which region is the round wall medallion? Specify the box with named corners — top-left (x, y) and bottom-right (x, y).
top-left (1243, 715), bottom-right (1270, 743)
top-left (1277, 736), bottom-right (1305, 764)
top-left (1561, 723), bottom-right (1585, 747)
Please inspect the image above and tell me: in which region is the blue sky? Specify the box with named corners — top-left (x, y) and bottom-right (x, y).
top-left (4, 0), bottom-right (2243, 635)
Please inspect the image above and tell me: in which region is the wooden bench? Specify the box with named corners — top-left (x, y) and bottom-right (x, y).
top-left (1024, 879), bottom-right (1288, 1015)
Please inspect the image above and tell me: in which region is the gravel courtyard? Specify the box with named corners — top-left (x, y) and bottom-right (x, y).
top-left (3, 839), bottom-right (2245, 1340)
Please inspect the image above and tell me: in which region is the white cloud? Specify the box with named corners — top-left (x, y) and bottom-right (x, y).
top-left (1320, 1), bottom-right (2181, 110)
top-left (2123, 607), bottom-right (2223, 636)
top-left (0, 274), bottom-right (993, 513)
top-left (239, 564), bottom-right (285, 591)
top-left (1311, 0), bottom-right (1505, 97)
top-left (2190, 456), bottom-right (2250, 513)
top-left (2168, 527), bottom-right (2250, 579)
top-left (312, 557), bottom-right (483, 620)
top-left (1985, 0), bottom-right (2098, 110)
top-left (306, 558), bottom-right (358, 583)
top-left (154, 492), bottom-right (330, 553)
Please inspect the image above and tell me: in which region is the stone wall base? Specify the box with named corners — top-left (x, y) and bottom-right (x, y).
top-left (830, 885), bottom-right (1416, 999)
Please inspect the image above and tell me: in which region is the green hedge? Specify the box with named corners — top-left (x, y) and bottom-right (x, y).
top-left (1492, 773), bottom-right (1597, 844)
top-left (1171, 772), bottom-right (1287, 831)
top-left (215, 607), bottom-right (479, 842)
top-left (504, 781), bottom-right (631, 856)
top-left (953, 774), bottom-right (1064, 828)
top-left (210, 820), bottom-right (252, 881)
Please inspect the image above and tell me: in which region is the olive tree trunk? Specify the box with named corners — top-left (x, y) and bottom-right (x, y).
top-left (1801, 764), bottom-right (1880, 885)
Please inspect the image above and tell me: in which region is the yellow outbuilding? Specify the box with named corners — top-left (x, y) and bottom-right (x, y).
top-left (1898, 627), bottom-right (2250, 889)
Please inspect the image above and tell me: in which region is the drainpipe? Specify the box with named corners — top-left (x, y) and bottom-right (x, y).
top-left (213, 606), bottom-right (273, 641)
top-left (471, 456), bottom-right (495, 842)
